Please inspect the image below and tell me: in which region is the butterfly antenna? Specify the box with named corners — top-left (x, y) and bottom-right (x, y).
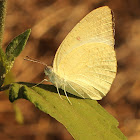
top-left (24, 56), bottom-right (48, 67)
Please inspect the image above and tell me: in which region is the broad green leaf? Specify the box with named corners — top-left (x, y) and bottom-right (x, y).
top-left (9, 82), bottom-right (127, 140)
top-left (5, 29), bottom-right (31, 71)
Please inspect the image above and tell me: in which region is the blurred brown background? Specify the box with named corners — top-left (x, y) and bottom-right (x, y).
top-left (1, 0), bottom-right (140, 139)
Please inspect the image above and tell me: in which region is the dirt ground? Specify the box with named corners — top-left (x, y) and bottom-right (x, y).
top-left (1, 0), bottom-right (140, 140)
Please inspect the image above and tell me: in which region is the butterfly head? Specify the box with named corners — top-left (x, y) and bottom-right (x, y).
top-left (44, 66), bottom-right (53, 76)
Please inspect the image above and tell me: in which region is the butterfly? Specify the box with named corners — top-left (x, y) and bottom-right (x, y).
top-left (25, 6), bottom-right (117, 104)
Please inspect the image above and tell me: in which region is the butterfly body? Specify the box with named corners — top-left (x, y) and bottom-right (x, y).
top-left (45, 66), bottom-right (67, 89)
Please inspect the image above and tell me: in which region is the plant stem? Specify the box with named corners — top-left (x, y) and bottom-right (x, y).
top-left (0, 0), bottom-right (7, 47)
top-left (0, 84), bottom-right (10, 91)
top-left (0, 0), bottom-right (7, 87)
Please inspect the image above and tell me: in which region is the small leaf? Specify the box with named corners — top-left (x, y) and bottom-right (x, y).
top-left (5, 29), bottom-right (31, 71)
top-left (9, 83), bottom-right (127, 140)
top-left (4, 72), bottom-right (24, 124)
top-left (9, 83), bottom-right (20, 102)
top-left (0, 30), bottom-right (31, 86)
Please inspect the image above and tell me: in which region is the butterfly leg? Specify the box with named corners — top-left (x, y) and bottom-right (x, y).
top-left (63, 84), bottom-right (72, 105)
top-left (32, 79), bottom-right (48, 87)
top-left (55, 82), bottom-right (63, 100)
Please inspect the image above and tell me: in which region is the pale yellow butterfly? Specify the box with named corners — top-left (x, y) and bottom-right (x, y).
top-left (25, 6), bottom-right (117, 104)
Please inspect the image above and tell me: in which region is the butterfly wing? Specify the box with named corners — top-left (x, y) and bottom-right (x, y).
top-left (53, 6), bottom-right (115, 72)
top-left (52, 6), bottom-right (116, 99)
top-left (55, 43), bottom-right (117, 99)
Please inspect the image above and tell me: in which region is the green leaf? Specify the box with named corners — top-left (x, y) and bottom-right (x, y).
top-left (9, 83), bottom-right (127, 140)
top-left (0, 29), bottom-right (31, 87)
top-left (5, 29), bottom-right (31, 71)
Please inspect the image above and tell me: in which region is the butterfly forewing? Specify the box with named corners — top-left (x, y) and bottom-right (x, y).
top-left (52, 6), bottom-right (116, 100)
top-left (53, 6), bottom-right (115, 72)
